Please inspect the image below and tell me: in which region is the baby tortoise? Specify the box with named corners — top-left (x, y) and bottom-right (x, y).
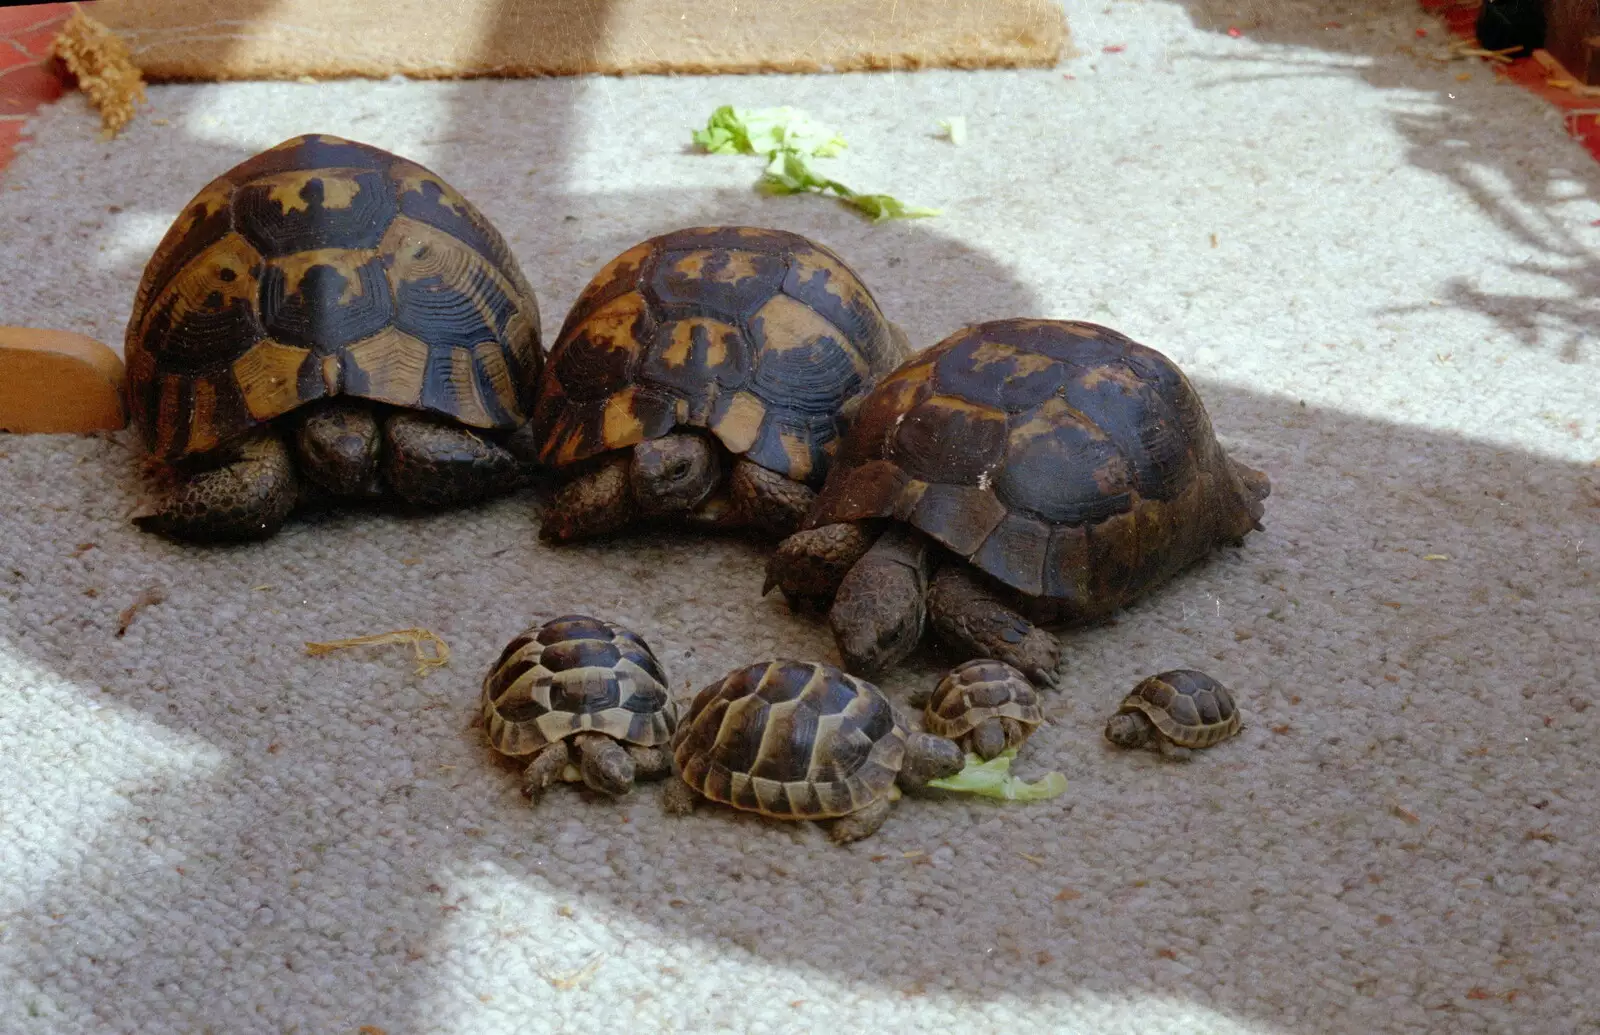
top-left (482, 614), bottom-right (677, 801)
top-left (531, 226), bottom-right (908, 544)
top-left (125, 133), bottom-right (544, 542)
top-left (662, 659), bottom-right (964, 843)
top-left (1104, 668), bottom-right (1242, 758)
top-left (766, 319), bottom-right (1270, 684)
top-left (911, 659), bottom-right (1044, 761)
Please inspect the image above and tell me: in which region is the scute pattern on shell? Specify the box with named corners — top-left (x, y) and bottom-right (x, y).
top-left (1116, 668), bottom-right (1240, 749)
top-left (672, 659), bottom-right (907, 820)
top-left (531, 226), bottom-right (905, 486)
top-left (482, 614), bottom-right (676, 757)
top-left (923, 659), bottom-right (1043, 740)
top-left (804, 318), bottom-right (1267, 617)
top-left (126, 133), bottom-right (543, 463)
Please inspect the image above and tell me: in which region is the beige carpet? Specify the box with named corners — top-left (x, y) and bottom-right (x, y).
top-left (1, 1), bottom-right (1597, 1032)
top-left (85, 0), bottom-right (1070, 80)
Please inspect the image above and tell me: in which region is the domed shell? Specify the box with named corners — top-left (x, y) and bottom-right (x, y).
top-left (803, 318), bottom-right (1269, 618)
top-left (1113, 668), bottom-right (1240, 749)
top-left (672, 659), bottom-right (907, 820)
top-left (126, 133), bottom-right (543, 464)
top-left (531, 226), bottom-right (907, 487)
top-left (482, 614), bottom-right (676, 757)
top-left (923, 659), bottom-right (1043, 740)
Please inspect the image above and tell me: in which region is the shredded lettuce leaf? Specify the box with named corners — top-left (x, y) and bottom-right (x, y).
top-left (938, 116), bottom-right (968, 146)
top-left (693, 105), bottom-right (939, 223)
top-left (925, 748), bottom-right (1067, 802)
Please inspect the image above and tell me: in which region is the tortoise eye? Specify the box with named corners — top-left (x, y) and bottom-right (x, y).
top-left (665, 459), bottom-right (690, 480)
top-left (413, 244), bottom-right (431, 260)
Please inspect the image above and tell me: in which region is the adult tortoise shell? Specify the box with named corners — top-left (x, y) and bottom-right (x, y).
top-left (532, 226), bottom-right (909, 544)
top-left (661, 659), bottom-right (963, 843)
top-left (483, 614), bottom-right (677, 802)
top-left (766, 318), bottom-right (1271, 684)
top-left (124, 133), bottom-right (543, 542)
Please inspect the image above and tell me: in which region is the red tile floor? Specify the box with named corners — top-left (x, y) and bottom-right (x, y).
top-left (0, 1), bottom-right (1598, 173)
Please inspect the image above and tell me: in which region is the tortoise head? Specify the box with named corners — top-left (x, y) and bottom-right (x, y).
top-left (629, 431), bottom-right (723, 517)
top-left (1104, 710), bottom-right (1157, 750)
top-left (896, 731), bottom-right (966, 789)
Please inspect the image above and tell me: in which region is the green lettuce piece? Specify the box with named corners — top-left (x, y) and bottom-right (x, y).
top-left (938, 116), bottom-right (968, 146)
top-left (925, 748), bottom-right (1067, 802)
top-left (693, 105), bottom-right (847, 159)
top-left (693, 104), bottom-right (938, 223)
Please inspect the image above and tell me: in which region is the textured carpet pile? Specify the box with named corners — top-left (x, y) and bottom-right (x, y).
top-left (0, 2), bottom-right (1596, 1032)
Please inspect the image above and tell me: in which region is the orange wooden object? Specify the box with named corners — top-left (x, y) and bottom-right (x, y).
top-left (0, 327), bottom-right (127, 433)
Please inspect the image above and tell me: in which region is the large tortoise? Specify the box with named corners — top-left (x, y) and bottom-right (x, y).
top-left (662, 659), bottom-right (964, 843)
top-left (765, 319), bottom-right (1271, 684)
top-left (531, 226), bottom-right (908, 544)
top-left (482, 614), bottom-right (678, 801)
top-left (124, 133), bottom-right (543, 542)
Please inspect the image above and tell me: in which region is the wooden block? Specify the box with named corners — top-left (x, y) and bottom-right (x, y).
top-left (0, 327), bottom-right (127, 434)
top-left (85, 0), bottom-right (1070, 80)
top-left (1543, 0), bottom-right (1600, 84)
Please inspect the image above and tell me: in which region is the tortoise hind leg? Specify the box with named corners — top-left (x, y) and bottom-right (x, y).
top-left (134, 432), bottom-right (299, 542)
top-left (926, 566), bottom-right (1062, 688)
top-left (381, 411), bottom-right (522, 509)
top-left (825, 795), bottom-right (893, 844)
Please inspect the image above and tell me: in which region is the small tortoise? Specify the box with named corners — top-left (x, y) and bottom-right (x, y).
top-left (911, 659), bottom-right (1044, 761)
top-left (662, 659), bottom-right (964, 843)
top-left (766, 319), bottom-right (1271, 684)
top-left (531, 226), bottom-right (908, 544)
top-left (482, 614), bottom-right (677, 801)
top-left (125, 133), bottom-right (543, 542)
top-left (1104, 668), bottom-right (1241, 757)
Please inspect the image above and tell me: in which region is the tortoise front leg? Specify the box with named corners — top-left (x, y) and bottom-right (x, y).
top-left (925, 566), bottom-right (1062, 688)
top-left (721, 458), bottom-right (817, 539)
top-left (134, 432), bottom-right (299, 543)
top-left (520, 740), bottom-right (572, 804)
top-left (625, 744), bottom-right (674, 783)
top-left (825, 795), bottom-right (893, 844)
top-left (763, 522), bottom-right (878, 611)
top-left (540, 454), bottom-right (637, 543)
top-left (382, 411), bottom-right (523, 508)
top-left (660, 773), bottom-right (700, 815)
top-left (828, 525), bottom-right (933, 676)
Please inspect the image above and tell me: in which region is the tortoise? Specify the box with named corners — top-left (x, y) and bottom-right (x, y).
top-left (482, 614), bottom-right (678, 802)
top-left (530, 225), bottom-right (909, 544)
top-left (910, 658), bottom-right (1044, 761)
top-left (124, 133), bottom-right (543, 542)
top-left (661, 659), bottom-right (964, 843)
top-left (764, 318), bottom-right (1271, 685)
top-left (1104, 668), bottom-right (1241, 757)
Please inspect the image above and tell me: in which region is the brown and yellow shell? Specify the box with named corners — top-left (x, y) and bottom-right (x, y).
top-left (482, 614), bottom-right (676, 757)
top-left (125, 133), bottom-right (543, 464)
top-left (922, 659), bottom-right (1043, 741)
top-left (1113, 669), bottom-right (1240, 749)
top-left (672, 659), bottom-right (907, 820)
top-left (804, 318), bottom-right (1270, 619)
top-left (531, 226), bottom-right (906, 487)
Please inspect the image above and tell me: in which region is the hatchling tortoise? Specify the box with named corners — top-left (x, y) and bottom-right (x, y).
top-left (662, 659), bottom-right (964, 843)
top-left (1104, 668), bottom-right (1241, 757)
top-left (482, 614), bottom-right (677, 801)
top-left (531, 226), bottom-right (909, 544)
top-left (765, 318), bottom-right (1271, 685)
top-left (910, 659), bottom-right (1044, 761)
top-left (124, 133), bottom-right (543, 542)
